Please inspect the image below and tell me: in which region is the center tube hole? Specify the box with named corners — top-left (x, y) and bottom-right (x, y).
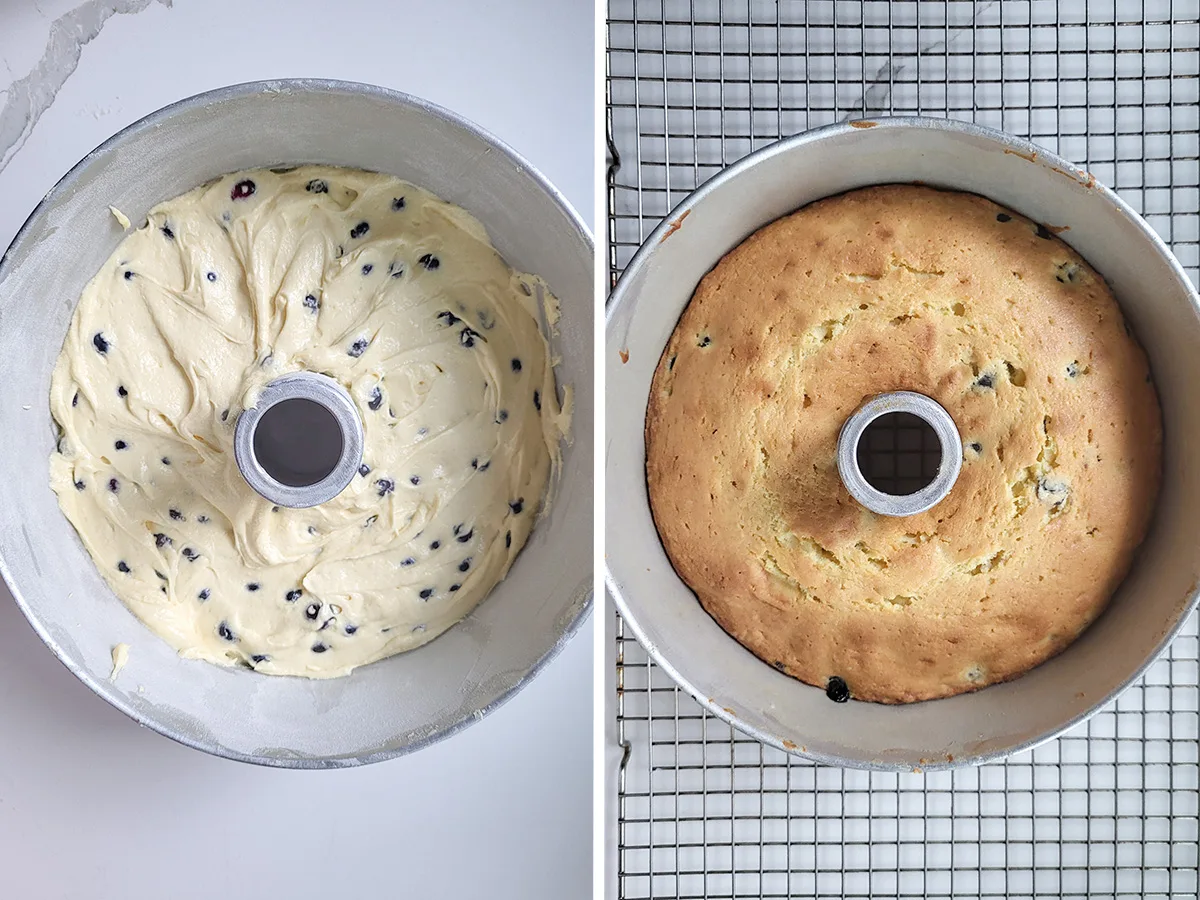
top-left (855, 412), bottom-right (942, 496)
top-left (252, 398), bottom-right (344, 488)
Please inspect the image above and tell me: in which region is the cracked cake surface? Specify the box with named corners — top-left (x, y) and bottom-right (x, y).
top-left (645, 184), bottom-right (1161, 703)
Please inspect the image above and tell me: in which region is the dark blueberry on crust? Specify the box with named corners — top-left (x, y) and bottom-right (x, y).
top-left (93, 333), bottom-right (110, 354)
top-left (509, 498), bottom-right (524, 515)
top-left (996, 212), bottom-right (1012, 222)
top-left (114, 440), bottom-right (127, 451)
top-left (975, 373), bottom-right (994, 390)
top-left (1035, 223), bottom-right (1053, 240)
top-left (124, 270), bottom-right (135, 281)
top-left (419, 588), bottom-right (434, 599)
top-left (286, 589), bottom-right (302, 602)
top-left (826, 676), bottom-right (850, 703)
top-left (117, 385), bottom-right (128, 397)
top-left (449, 584), bottom-right (461, 592)
top-left (511, 358), bottom-right (522, 372)
top-left (311, 642), bottom-right (327, 653)
top-left (198, 588), bottom-right (211, 601)
top-left (350, 222), bottom-right (370, 239)
top-left (161, 223), bottom-right (175, 240)
top-left (246, 582), bottom-right (260, 592)
top-left (116, 561), bottom-right (131, 573)
top-left (391, 197), bottom-right (406, 211)
top-left (458, 558), bottom-right (471, 572)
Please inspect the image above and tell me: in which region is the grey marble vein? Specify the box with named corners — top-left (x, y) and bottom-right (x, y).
top-left (839, 0), bottom-right (999, 121)
top-left (0, 0), bottom-right (173, 174)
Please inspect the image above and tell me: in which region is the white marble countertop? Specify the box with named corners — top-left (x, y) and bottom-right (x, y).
top-left (0, 2), bottom-right (593, 897)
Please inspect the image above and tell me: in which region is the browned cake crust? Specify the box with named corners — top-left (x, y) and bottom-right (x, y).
top-left (645, 185), bottom-right (1162, 704)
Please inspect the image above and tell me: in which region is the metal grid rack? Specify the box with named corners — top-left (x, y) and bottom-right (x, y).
top-left (606, 1), bottom-right (1200, 897)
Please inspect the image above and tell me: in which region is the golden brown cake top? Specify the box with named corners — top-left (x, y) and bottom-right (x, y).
top-left (645, 184), bottom-right (1161, 703)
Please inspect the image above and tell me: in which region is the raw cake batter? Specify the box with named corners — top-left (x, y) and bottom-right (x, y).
top-left (50, 166), bottom-right (569, 677)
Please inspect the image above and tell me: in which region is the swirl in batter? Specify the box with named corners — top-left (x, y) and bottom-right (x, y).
top-left (49, 166), bottom-right (569, 677)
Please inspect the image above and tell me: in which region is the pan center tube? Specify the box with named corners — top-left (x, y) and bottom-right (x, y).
top-left (836, 391), bottom-right (963, 517)
top-left (234, 372), bottom-right (365, 508)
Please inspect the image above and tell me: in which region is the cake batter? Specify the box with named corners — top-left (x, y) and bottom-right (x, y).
top-left (50, 166), bottom-right (569, 677)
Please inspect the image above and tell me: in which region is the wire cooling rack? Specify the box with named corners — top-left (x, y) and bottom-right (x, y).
top-left (606, 1), bottom-right (1200, 897)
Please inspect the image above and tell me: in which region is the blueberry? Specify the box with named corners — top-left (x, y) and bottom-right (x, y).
top-left (108, 478), bottom-right (120, 493)
top-left (124, 271), bottom-right (135, 281)
top-left (162, 457), bottom-right (171, 466)
top-left (449, 584), bottom-right (461, 592)
top-left (471, 458), bottom-right (479, 469)
top-left (457, 529), bottom-right (473, 544)
top-left (436, 310), bottom-right (462, 327)
top-left (305, 602), bottom-right (321, 620)
top-left (505, 530), bottom-right (512, 548)
top-left (221, 409), bottom-right (230, 422)
top-left (114, 440), bottom-right (128, 451)
top-left (358, 463), bottom-right (371, 477)
top-left (303, 293), bottom-right (320, 312)
top-left (996, 212), bottom-right (1012, 222)
top-left (497, 409), bottom-right (509, 423)
top-left (1066, 361), bottom-right (1081, 378)
top-left (773, 660), bottom-right (786, 671)
top-left (153, 532), bottom-right (172, 548)
top-left (533, 390), bottom-right (541, 411)
top-left (368, 387), bottom-right (383, 410)
top-left (376, 478), bottom-right (395, 497)
top-left (116, 561), bottom-right (130, 573)
top-left (74, 480), bottom-right (85, 491)
top-left (511, 358), bottom-right (522, 372)
top-left (390, 265), bottom-right (404, 279)
top-left (698, 335), bottom-right (711, 348)
top-left (409, 475), bottom-right (420, 486)
top-left (401, 557), bottom-right (415, 567)
top-left (826, 676), bottom-right (850, 703)
top-left (206, 271), bottom-right (217, 283)
top-left (251, 654), bottom-right (270, 664)
top-left (182, 547), bottom-right (199, 561)
top-left (510, 498), bottom-right (524, 515)
top-left (161, 223), bottom-right (175, 240)
top-left (1035, 223), bottom-right (1053, 240)
top-left (155, 570), bottom-right (167, 581)
top-left (311, 642), bottom-right (328, 653)
top-left (93, 333), bottom-right (110, 354)
top-left (419, 588), bottom-right (434, 599)
top-left (391, 197), bottom-right (406, 211)
top-left (350, 222), bottom-right (370, 239)
top-left (970, 442), bottom-right (983, 453)
top-left (452, 523), bottom-right (463, 535)
top-left (117, 385), bottom-right (128, 397)
top-left (197, 515), bottom-right (210, 524)
top-left (306, 179), bottom-right (328, 194)
top-left (218, 621), bottom-right (236, 641)
top-left (348, 338), bottom-right (369, 358)
top-left (418, 254), bottom-right (440, 270)
top-left (477, 460), bottom-right (490, 472)
top-left (458, 558), bottom-right (471, 572)
top-left (246, 582), bottom-right (260, 592)
top-left (286, 589), bottom-right (302, 602)
top-left (975, 373), bottom-right (994, 390)
top-left (459, 327), bottom-right (481, 348)
top-left (198, 588), bottom-right (210, 601)
top-left (361, 264), bottom-right (373, 276)
top-left (72, 392), bottom-right (79, 407)
top-left (345, 624), bottom-right (358, 635)
top-left (169, 509), bottom-right (184, 521)
top-left (231, 179), bottom-right (256, 200)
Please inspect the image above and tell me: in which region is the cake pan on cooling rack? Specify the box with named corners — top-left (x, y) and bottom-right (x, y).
top-left (605, 117), bottom-right (1200, 770)
top-left (0, 80), bottom-right (593, 767)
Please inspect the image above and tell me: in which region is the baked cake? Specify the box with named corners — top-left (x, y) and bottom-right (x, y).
top-left (645, 184), bottom-right (1161, 703)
